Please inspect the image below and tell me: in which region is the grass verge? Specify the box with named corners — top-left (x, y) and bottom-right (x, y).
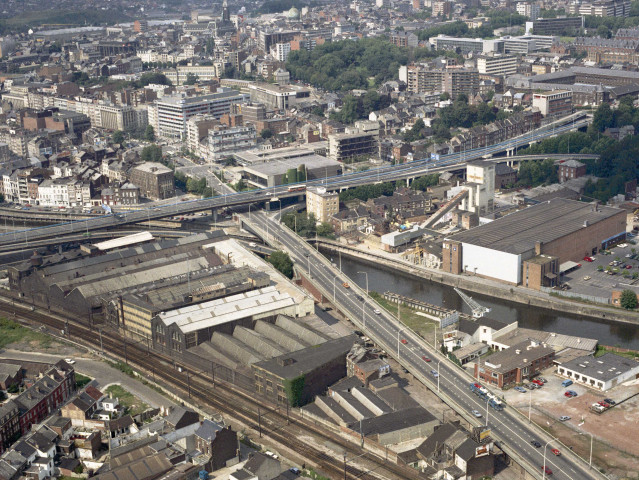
top-left (104, 384), bottom-right (149, 416)
top-left (0, 317), bottom-right (54, 349)
top-left (369, 291), bottom-right (438, 338)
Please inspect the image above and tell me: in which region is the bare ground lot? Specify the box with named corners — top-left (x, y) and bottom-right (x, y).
top-left (503, 368), bottom-right (639, 479)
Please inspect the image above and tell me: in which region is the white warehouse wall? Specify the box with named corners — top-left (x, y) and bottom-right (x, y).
top-left (462, 243), bottom-right (521, 284)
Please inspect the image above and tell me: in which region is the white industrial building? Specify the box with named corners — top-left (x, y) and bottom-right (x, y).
top-left (557, 353), bottom-right (639, 391)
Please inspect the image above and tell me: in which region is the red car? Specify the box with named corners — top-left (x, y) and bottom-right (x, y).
top-left (551, 448), bottom-right (561, 456)
top-left (583, 256), bottom-right (594, 262)
top-left (422, 356), bottom-right (431, 362)
top-left (598, 401), bottom-right (610, 408)
top-left (401, 339), bottom-right (407, 344)
top-left (532, 379), bottom-right (544, 386)
top-left (542, 466), bottom-right (553, 475)
top-left (626, 265), bottom-right (632, 269)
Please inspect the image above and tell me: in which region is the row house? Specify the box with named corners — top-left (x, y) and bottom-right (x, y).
top-left (101, 182), bottom-right (140, 206)
top-left (0, 424), bottom-right (58, 478)
top-left (330, 205), bottom-right (374, 233)
top-left (450, 110), bottom-right (542, 153)
top-left (13, 361), bottom-right (75, 435)
top-left (37, 178), bottom-right (92, 207)
top-left (365, 189), bottom-right (433, 218)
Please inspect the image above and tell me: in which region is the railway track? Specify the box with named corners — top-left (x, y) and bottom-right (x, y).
top-left (0, 298), bottom-right (424, 480)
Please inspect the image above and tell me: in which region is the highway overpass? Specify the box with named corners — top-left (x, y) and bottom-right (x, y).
top-left (0, 113), bottom-right (590, 247)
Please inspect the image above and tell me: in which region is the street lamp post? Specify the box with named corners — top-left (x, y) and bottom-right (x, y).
top-left (397, 328), bottom-right (404, 358)
top-left (580, 432), bottom-right (594, 469)
top-left (437, 359), bottom-right (441, 392)
top-left (333, 275), bottom-right (339, 302)
top-left (357, 271), bottom-right (369, 295)
top-left (528, 389), bottom-right (532, 423)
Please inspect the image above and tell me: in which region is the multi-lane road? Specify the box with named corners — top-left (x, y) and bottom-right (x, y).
top-left (0, 112), bottom-right (589, 247)
top-left (244, 210), bottom-right (605, 480)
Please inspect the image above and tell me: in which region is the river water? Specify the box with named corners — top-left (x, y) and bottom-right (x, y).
top-left (334, 255), bottom-right (639, 350)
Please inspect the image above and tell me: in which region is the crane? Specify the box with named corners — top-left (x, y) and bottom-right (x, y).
top-left (454, 287), bottom-right (491, 318)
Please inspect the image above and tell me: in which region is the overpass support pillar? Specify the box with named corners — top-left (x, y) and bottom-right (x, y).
top-left (211, 208), bottom-right (218, 224)
top-left (265, 201), bottom-right (271, 212)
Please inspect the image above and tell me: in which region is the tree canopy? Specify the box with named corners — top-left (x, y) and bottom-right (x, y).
top-left (521, 101), bottom-right (639, 202)
top-left (620, 289), bottom-right (638, 310)
top-left (286, 37), bottom-right (438, 91)
top-left (268, 251), bottom-right (294, 278)
top-left (140, 144), bottom-right (163, 163)
top-left (330, 91), bottom-right (391, 124)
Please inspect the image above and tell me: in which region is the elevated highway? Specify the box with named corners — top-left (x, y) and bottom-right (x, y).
top-left (242, 211), bottom-right (607, 480)
top-left (0, 113), bottom-right (590, 246)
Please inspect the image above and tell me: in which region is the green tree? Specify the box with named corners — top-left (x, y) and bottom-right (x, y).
top-left (184, 73), bottom-right (199, 85)
top-left (268, 251), bottom-right (294, 278)
top-left (592, 103), bottom-right (615, 132)
top-left (111, 130), bottom-right (125, 145)
top-left (404, 119), bottom-right (426, 142)
top-left (140, 144), bottom-right (163, 163)
top-left (260, 129), bottom-right (273, 139)
top-left (134, 72), bottom-right (171, 88)
top-left (144, 125), bottom-right (155, 142)
top-left (317, 222), bottom-right (335, 239)
top-left (620, 289), bottom-right (638, 309)
top-left (205, 37), bottom-right (216, 54)
top-left (234, 179), bottom-right (247, 191)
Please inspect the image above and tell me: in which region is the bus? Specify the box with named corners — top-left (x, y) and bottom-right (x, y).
top-left (288, 184), bottom-right (306, 193)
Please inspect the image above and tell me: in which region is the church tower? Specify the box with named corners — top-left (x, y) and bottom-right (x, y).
top-left (222, 0), bottom-right (230, 22)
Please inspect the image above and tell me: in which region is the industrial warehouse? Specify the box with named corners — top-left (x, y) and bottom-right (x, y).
top-left (442, 198), bottom-right (627, 288)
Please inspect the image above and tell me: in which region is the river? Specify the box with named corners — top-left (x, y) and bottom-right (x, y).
top-left (334, 255), bottom-right (639, 350)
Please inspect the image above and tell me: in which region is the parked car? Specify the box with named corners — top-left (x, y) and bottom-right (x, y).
top-left (514, 386), bottom-right (527, 393)
top-left (525, 383), bottom-right (535, 390)
top-left (564, 390), bottom-right (578, 398)
top-left (604, 398), bottom-right (616, 406)
top-left (64, 358), bottom-right (75, 364)
top-left (583, 256), bottom-right (594, 262)
top-left (559, 415), bottom-right (571, 421)
top-left (532, 379), bottom-right (544, 386)
top-left (598, 401), bottom-right (610, 408)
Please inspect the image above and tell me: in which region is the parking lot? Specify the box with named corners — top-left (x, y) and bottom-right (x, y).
top-left (503, 367), bottom-right (639, 464)
top-left (558, 240), bottom-right (639, 300)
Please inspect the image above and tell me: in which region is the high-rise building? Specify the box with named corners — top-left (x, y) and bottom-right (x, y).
top-left (152, 89), bottom-right (247, 139)
top-left (516, 2), bottom-right (540, 20)
top-left (443, 67), bottom-right (479, 98)
top-left (476, 55), bottom-right (517, 76)
top-left (306, 187), bottom-right (339, 222)
top-left (532, 90), bottom-right (573, 117)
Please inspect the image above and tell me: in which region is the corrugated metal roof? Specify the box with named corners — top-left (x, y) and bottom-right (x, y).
top-left (159, 286), bottom-right (296, 333)
top-left (448, 198), bottom-right (624, 255)
top-left (94, 232), bottom-right (154, 251)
